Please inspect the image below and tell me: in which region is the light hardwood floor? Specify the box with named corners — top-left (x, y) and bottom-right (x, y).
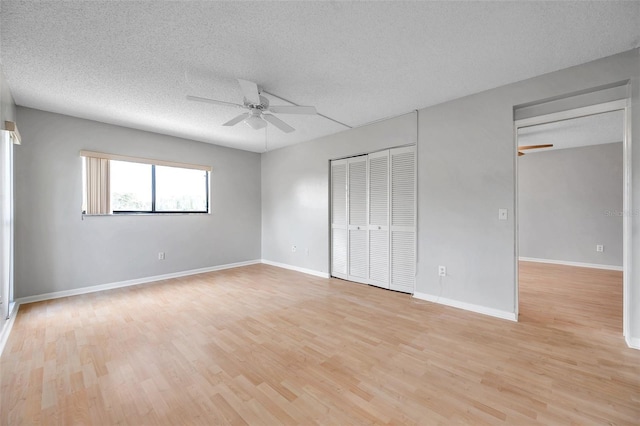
top-left (1, 263), bottom-right (638, 424)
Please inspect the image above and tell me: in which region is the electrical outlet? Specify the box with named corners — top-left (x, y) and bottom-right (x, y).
top-left (291, 245), bottom-right (297, 253)
top-left (498, 208), bottom-right (508, 220)
top-left (596, 244), bottom-right (604, 252)
top-left (158, 252), bottom-right (165, 260)
top-left (438, 265), bottom-right (446, 277)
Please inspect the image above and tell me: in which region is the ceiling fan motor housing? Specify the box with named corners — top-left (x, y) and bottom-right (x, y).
top-left (245, 95), bottom-right (269, 110)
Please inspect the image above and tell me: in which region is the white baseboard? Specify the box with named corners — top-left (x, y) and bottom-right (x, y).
top-left (519, 257), bottom-right (623, 271)
top-left (626, 336), bottom-right (640, 350)
top-left (15, 259), bottom-right (262, 305)
top-left (260, 259), bottom-right (330, 278)
top-left (0, 302), bottom-right (20, 357)
top-left (413, 292), bottom-right (517, 322)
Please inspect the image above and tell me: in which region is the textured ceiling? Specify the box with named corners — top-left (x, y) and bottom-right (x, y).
top-left (518, 110), bottom-right (624, 154)
top-left (1, 1), bottom-right (639, 152)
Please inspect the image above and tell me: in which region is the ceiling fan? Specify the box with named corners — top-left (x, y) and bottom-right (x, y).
top-left (518, 144), bottom-right (553, 156)
top-left (186, 79), bottom-right (317, 133)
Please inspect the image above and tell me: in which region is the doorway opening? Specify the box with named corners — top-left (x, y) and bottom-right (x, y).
top-left (515, 99), bottom-right (630, 340)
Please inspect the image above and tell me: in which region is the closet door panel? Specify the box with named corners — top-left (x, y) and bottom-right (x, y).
top-left (348, 229), bottom-right (367, 279)
top-left (331, 162), bottom-right (347, 226)
top-left (391, 148), bottom-right (416, 228)
top-left (348, 159), bottom-right (367, 226)
top-left (330, 159), bottom-right (348, 279)
top-left (368, 151), bottom-right (389, 288)
top-left (331, 228), bottom-right (348, 276)
top-left (391, 230), bottom-right (415, 293)
top-left (390, 146), bottom-right (416, 293)
top-left (368, 153), bottom-right (388, 226)
top-left (347, 157), bottom-right (368, 282)
top-left (369, 229), bottom-right (389, 284)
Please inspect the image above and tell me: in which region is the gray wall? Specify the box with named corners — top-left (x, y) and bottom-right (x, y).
top-left (261, 49), bottom-right (640, 342)
top-left (261, 112), bottom-right (417, 271)
top-left (14, 107), bottom-right (261, 298)
top-left (519, 143), bottom-right (623, 266)
top-left (417, 50), bottom-right (637, 323)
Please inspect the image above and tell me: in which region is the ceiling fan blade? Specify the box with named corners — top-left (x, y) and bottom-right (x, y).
top-left (268, 105), bottom-right (317, 115)
top-left (237, 79), bottom-right (261, 105)
top-left (223, 113), bottom-right (251, 126)
top-left (263, 114), bottom-right (295, 133)
top-left (518, 144), bottom-right (553, 151)
top-left (186, 95), bottom-right (244, 109)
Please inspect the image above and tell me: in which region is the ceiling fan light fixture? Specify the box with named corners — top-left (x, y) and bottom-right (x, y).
top-left (244, 114), bottom-right (267, 130)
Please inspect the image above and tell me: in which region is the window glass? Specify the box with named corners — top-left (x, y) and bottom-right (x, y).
top-left (155, 166), bottom-right (208, 212)
top-left (110, 160), bottom-right (153, 211)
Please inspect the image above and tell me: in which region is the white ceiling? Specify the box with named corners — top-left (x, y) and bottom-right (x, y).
top-left (1, 1), bottom-right (639, 153)
top-left (518, 110), bottom-right (624, 154)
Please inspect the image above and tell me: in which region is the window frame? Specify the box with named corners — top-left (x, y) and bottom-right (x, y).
top-left (81, 151), bottom-right (211, 216)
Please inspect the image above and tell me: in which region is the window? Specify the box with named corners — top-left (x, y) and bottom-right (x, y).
top-left (81, 151), bottom-right (210, 215)
top-left (111, 161), bottom-right (153, 211)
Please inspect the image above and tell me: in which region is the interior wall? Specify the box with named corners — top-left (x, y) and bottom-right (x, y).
top-left (419, 49), bottom-right (637, 320)
top-left (14, 107), bottom-right (261, 299)
top-left (518, 143), bottom-right (623, 267)
top-left (261, 48), bottom-right (640, 341)
top-left (261, 112), bottom-right (417, 273)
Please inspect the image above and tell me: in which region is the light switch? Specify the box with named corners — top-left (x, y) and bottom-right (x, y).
top-left (498, 208), bottom-right (508, 220)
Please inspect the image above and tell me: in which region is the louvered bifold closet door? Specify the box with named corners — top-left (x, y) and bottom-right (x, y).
top-left (347, 156), bottom-right (368, 283)
top-left (331, 159), bottom-right (348, 279)
top-left (367, 151), bottom-right (390, 288)
top-left (390, 146), bottom-right (416, 293)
